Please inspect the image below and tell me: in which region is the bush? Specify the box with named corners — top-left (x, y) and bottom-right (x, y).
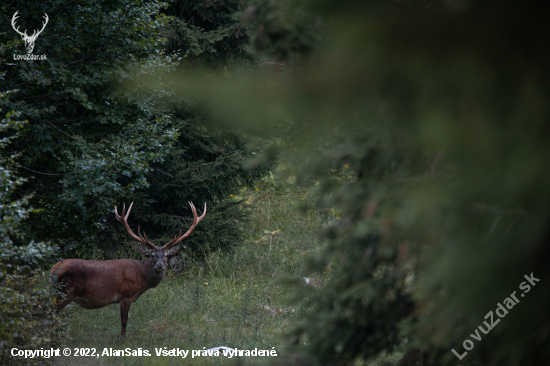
top-left (0, 86), bottom-right (67, 364)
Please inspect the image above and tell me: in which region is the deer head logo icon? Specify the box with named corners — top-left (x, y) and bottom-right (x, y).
top-left (11, 11), bottom-right (49, 54)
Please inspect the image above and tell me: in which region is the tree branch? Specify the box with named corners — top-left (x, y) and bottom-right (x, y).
top-left (19, 166), bottom-right (61, 176)
top-left (45, 120), bottom-right (79, 140)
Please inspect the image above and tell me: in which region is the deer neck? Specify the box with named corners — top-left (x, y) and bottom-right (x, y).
top-left (140, 259), bottom-right (165, 290)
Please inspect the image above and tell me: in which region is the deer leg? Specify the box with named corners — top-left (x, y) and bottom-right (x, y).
top-left (120, 300), bottom-right (131, 337)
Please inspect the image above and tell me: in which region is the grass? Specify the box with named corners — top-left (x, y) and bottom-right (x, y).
top-left (53, 178), bottom-right (332, 366)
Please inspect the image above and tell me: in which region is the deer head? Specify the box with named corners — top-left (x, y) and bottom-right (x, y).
top-left (11, 11), bottom-right (49, 54)
top-left (114, 202), bottom-right (206, 276)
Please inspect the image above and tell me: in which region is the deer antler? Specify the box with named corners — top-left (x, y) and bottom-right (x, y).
top-left (11, 11), bottom-right (48, 39)
top-left (115, 202), bottom-right (156, 249)
top-left (162, 202), bottom-right (206, 249)
top-left (31, 13), bottom-right (49, 39)
top-left (11, 11), bottom-right (27, 38)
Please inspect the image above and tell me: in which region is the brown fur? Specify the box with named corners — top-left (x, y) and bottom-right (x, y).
top-left (50, 257), bottom-right (166, 335)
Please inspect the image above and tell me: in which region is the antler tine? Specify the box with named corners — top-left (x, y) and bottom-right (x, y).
top-left (30, 13), bottom-right (49, 37)
top-left (35, 13), bottom-right (48, 36)
top-left (42, 13), bottom-right (49, 28)
top-left (189, 201), bottom-right (197, 223)
top-left (162, 232), bottom-right (182, 249)
top-left (138, 225), bottom-right (143, 240)
top-left (197, 202), bottom-right (207, 223)
top-left (125, 202), bottom-right (133, 221)
top-left (137, 226), bottom-right (156, 249)
top-left (11, 11), bottom-right (26, 37)
top-left (162, 201), bottom-right (206, 249)
top-left (114, 202), bottom-right (156, 249)
top-left (114, 203), bottom-right (125, 222)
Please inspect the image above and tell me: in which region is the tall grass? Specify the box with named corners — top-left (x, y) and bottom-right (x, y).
top-left (56, 178), bottom-right (331, 365)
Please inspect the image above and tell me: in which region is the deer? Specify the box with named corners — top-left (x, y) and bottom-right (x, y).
top-left (50, 201), bottom-right (206, 336)
top-left (11, 11), bottom-right (49, 54)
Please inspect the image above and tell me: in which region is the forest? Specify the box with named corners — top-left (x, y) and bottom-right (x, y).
top-left (1, 0), bottom-right (549, 365)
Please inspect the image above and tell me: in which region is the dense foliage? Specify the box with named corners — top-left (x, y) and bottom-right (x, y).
top-left (0, 0), bottom-right (261, 261)
top-left (0, 82), bottom-right (66, 363)
top-left (0, 0), bottom-right (177, 256)
top-left (167, 1), bottom-right (550, 365)
top-left (163, 0), bottom-right (249, 65)
top-left (264, 2), bottom-right (550, 365)
top-left (122, 0), bottom-right (263, 257)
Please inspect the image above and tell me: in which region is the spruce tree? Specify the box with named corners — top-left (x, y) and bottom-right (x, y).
top-left (117, 0), bottom-right (263, 259)
top-left (164, 0), bottom-right (249, 64)
top-left (173, 0), bottom-right (550, 365)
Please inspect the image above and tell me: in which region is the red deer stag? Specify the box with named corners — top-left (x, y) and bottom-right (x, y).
top-left (50, 201), bottom-right (206, 336)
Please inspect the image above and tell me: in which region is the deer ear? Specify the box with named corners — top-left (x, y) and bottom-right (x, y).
top-left (165, 245), bottom-right (181, 256)
top-left (138, 245), bottom-right (153, 256)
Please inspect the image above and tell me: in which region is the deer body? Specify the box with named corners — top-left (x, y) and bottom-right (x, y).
top-left (51, 202), bottom-right (205, 336)
top-left (51, 259), bottom-right (162, 309)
